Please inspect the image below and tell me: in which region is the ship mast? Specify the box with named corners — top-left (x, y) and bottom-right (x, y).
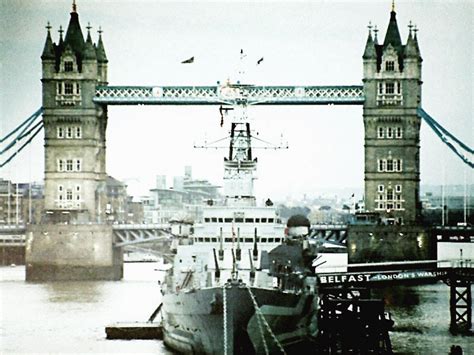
top-left (223, 104), bottom-right (257, 207)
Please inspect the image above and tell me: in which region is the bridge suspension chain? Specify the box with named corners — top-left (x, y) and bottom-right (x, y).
top-left (246, 284), bottom-right (286, 354)
top-left (0, 107), bottom-right (43, 143)
top-left (0, 107), bottom-right (44, 168)
top-left (418, 108), bottom-right (474, 168)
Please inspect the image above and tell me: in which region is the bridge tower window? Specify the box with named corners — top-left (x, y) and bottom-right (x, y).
top-left (378, 184), bottom-right (384, 193)
top-left (396, 127), bottom-right (403, 138)
top-left (387, 127), bottom-right (393, 138)
top-left (385, 61), bottom-right (395, 72)
top-left (57, 127), bottom-right (64, 138)
top-left (75, 126), bottom-right (82, 139)
top-left (64, 83), bottom-right (74, 95)
top-left (64, 61), bottom-right (74, 72)
top-left (377, 127), bottom-right (384, 138)
top-left (66, 159), bottom-right (73, 171)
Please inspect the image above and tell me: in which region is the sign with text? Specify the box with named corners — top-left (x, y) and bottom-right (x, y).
top-left (317, 270), bottom-right (448, 285)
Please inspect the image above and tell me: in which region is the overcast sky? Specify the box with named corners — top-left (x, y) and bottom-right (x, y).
top-left (0, 0), bottom-right (472, 201)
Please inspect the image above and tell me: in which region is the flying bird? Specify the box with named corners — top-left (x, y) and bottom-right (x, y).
top-left (181, 56), bottom-right (194, 64)
top-left (257, 57), bottom-right (264, 65)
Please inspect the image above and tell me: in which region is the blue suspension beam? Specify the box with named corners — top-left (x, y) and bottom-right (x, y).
top-left (418, 108), bottom-right (473, 168)
top-left (0, 107), bottom-right (43, 143)
top-left (94, 85), bottom-right (365, 105)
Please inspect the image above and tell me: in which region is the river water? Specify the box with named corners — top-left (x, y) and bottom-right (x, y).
top-left (1, 263), bottom-right (472, 354)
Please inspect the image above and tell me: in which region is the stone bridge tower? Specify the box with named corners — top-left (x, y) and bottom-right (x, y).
top-left (41, 2), bottom-right (108, 223)
top-left (362, 7), bottom-right (422, 224)
top-left (26, 3), bottom-right (121, 281)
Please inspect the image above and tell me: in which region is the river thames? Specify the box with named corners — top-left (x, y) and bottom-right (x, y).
top-left (1, 263), bottom-right (472, 354)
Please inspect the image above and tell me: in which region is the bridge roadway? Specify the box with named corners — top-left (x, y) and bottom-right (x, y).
top-left (93, 85), bottom-right (365, 106)
top-left (0, 223), bottom-right (173, 248)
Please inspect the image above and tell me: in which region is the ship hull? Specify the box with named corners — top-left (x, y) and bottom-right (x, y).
top-left (162, 281), bottom-right (316, 354)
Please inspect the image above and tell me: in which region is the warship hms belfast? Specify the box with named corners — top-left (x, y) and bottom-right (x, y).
top-left (161, 91), bottom-right (320, 354)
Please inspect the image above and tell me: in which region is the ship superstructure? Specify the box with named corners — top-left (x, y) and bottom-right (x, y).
top-left (161, 84), bottom-right (319, 354)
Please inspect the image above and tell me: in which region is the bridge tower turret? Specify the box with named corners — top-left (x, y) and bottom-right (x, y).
top-left (41, 2), bottom-right (108, 223)
top-left (362, 7), bottom-right (422, 224)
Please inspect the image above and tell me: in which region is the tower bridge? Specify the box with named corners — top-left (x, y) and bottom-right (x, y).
top-left (0, 3), bottom-right (472, 283)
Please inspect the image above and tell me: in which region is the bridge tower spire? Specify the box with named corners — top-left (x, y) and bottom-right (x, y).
top-left (41, 4), bottom-right (108, 223)
top-left (362, 7), bottom-right (423, 224)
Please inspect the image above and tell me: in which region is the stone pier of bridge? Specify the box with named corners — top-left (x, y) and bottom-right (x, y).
top-left (26, 224), bottom-right (122, 281)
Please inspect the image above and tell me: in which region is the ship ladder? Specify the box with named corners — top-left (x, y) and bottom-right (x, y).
top-left (246, 285), bottom-right (287, 355)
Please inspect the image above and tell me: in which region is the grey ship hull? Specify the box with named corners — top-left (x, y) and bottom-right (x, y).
top-left (162, 281), bottom-right (316, 354)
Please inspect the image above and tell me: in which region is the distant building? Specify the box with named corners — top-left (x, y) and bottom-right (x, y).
top-left (0, 179), bottom-right (45, 225)
top-left (144, 166), bottom-right (220, 224)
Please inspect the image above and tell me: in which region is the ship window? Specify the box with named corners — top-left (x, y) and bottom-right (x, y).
top-left (261, 218), bottom-right (267, 223)
top-left (204, 218), bottom-right (210, 222)
top-left (255, 218), bottom-right (260, 223)
top-left (211, 238), bottom-right (217, 242)
top-left (218, 218), bottom-right (223, 223)
top-left (224, 218), bottom-right (232, 223)
top-left (261, 238), bottom-right (267, 243)
top-left (277, 218), bottom-right (281, 223)
top-left (225, 238), bottom-right (232, 242)
top-left (204, 238), bottom-right (210, 242)
top-left (268, 238), bottom-right (274, 243)
top-left (268, 218), bottom-right (274, 223)
top-left (211, 218), bottom-right (217, 222)
top-left (245, 238), bottom-right (252, 243)
top-left (245, 218), bottom-right (253, 223)
top-left (235, 218), bottom-right (243, 223)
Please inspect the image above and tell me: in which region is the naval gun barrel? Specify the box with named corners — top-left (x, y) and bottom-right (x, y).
top-left (212, 248), bottom-right (220, 280)
top-left (219, 227), bottom-right (224, 261)
top-left (236, 227), bottom-right (241, 261)
top-left (253, 227), bottom-right (258, 261)
top-left (248, 249), bottom-right (256, 282)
